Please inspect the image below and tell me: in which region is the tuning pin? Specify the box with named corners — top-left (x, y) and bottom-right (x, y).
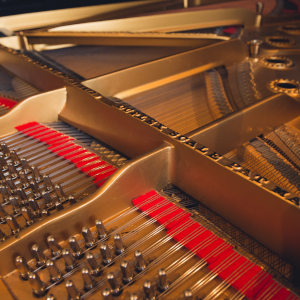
top-left (68, 195), bottom-right (76, 205)
top-left (41, 190), bottom-right (53, 208)
top-left (54, 184), bottom-right (65, 199)
top-left (31, 244), bottom-right (46, 267)
top-left (183, 289), bottom-right (193, 300)
top-left (68, 237), bottom-right (83, 259)
top-left (47, 235), bottom-right (61, 256)
top-left (7, 215), bottom-right (20, 234)
top-left (7, 162), bottom-right (17, 179)
top-left (143, 280), bottom-right (155, 300)
top-left (31, 166), bottom-right (42, 182)
top-left (158, 269), bottom-right (169, 291)
top-left (1, 143), bottom-right (10, 158)
top-left (100, 244), bottom-right (112, 265)
top-left (6, 176), bottom-right (16, 191)
top-left (46, 294), bottom-right (57, 300)
top-left (21, 206), bottom-right (35, 226)
top-left (28, 197), bottom-right (40, 213)
top-left (43, 174), bottom-right (54, 191)
top-left (10, 150), bottom-right (20, 166)
top-left (9, 195), bottom-right (22, 214)
top-left (15, 256), bottom-right (31, 280)
top-left (16, 188), bottom-right (28, 205)
top-left (107, 272), bottom-right (121, 296)
top-left (255, 2), bottom-right (264, 27)
top-left (28, 272), bottom-right (47, 296)
top-left (30, 180), bottom-right (40, 196)
top-left (82, 227), bottom-right (95, 248)
top-left (0, 155), bottom-right (7, 171)
top-left (81, 267), bottom-right (95, 290)
top-left (55, 200), bottom-right (64, 211)
top-left (135, 250), bottom-right (146, 272)
top-left (62, 249), bottom-right (76, 271)
top-left (0, 184), bottom-right (10, 202)
top-left (0, 205), bottom-right (7, 221)
top-left (66, 280), bottom-right (81, 300)
top-left (41, 208), bottom-right (50, 218)
top-left (0, 168), bottom-right (5, 181)
top-left (120, 260), bottom-right (133, 283)
top-left (0, 228), bottom-right (6, 242)
top-left (102, 288), bottom-right (114, 300)
top-left (114, 234), bottom-right (125, 254)
top-left (130, 294), bottom-right (139, 300)
top-left (46, 259), bottom-right (62, 282)
top-left (95, 219), bottom-right (107, 239)
top-left (86, 252), bottom-right (101, 276)
top-left (21, 158), bottom-right (30, 174)
top-left (19, 171), bottom-right (29, 189)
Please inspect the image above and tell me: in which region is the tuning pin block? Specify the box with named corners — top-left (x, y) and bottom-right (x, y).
top-left (143, 280), bottom-right (155, 300)
top-left (96, 219), bottom-right (107, 239)
top-left (46, 259), bottom-right (62, 283)
top-left (47, 235), bottom-right (61, 257)
top-left (28, 272), bottom-right (47, 297)
top-left (135, 250), bottom-right (146, 272)
top-left (86, 252), bottom-right (101, 276)
top-left (82, 227), bottom-right (95, 248)
top-left (107, 272), bottom-right (121, 296)
top-left (65, 280), bottom-right (81, 300)
top-left (120, 260), bottom-right (133, 284)
top-left (68, 237), bottom-right (83, 259)
top-left (100, 244), bottom-right (112, 265)
top-left (31, 244), bottom-right (46, 267)
top-left (62, 249), bottom-right (76, 271)
top-left (15, 256), bottom-right (31, 280)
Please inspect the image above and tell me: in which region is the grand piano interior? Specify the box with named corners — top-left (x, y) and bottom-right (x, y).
top-left (0, 1), bottom-right (300, 299)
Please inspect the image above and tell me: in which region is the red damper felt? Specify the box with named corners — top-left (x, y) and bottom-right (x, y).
top-left (132, 190), bottom-right (161, 206)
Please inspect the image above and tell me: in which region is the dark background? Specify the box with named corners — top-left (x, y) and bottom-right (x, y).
top-left (0, 0), bottom-right (140, 17)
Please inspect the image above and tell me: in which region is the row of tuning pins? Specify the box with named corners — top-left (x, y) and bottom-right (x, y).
top-left (0, 142), bottom-right (76, 239)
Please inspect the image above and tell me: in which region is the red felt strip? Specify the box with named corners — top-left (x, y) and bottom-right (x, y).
top-left (93, 169), bottom-right (117, 185)
top-left (81, 161), bottom-right (107, 173)
top-left (15, 122), bottom-right (40, 131)
top-left (0, 96), bottom-right (18, 109)
top-left (56, 146), bottom-right (82, 157)
top-left (88, 165), bottom-right (114, 177)
top-left (75, 155), bottom-right (100, 166)
top-left (132, 190), bottom-right (160, 206)
top-left (254, 279), bottom-right (293, 300)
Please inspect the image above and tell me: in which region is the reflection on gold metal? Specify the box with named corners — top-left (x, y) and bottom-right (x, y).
top-left (260, 55), bottom-right (294, 69)
top-left (265, 35), bottom-right (296, 48)
top-left (268, 79), bottom-right (300, 95)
